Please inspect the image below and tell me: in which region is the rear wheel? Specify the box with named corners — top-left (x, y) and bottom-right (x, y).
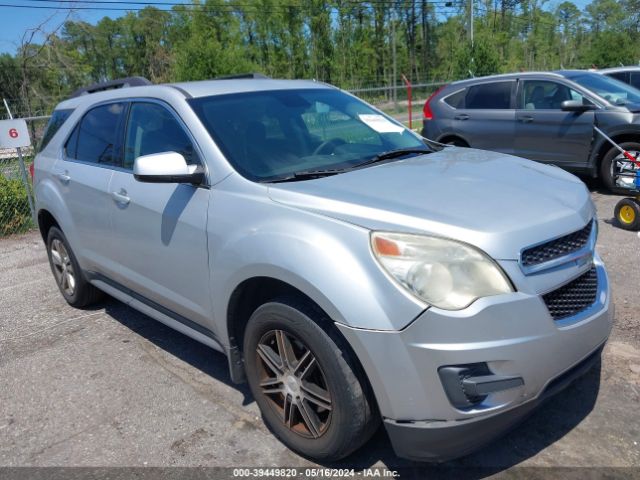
top-left (614, 198), bottom-right (640, 231)
top-left (243, 297), bottom-right (379, 461)
top-left (46, 227), bottom-right (103, 307)
top-left (445, 138), bottom-right (469, 147)
top-left (600, 141), bottom-right (640, 194)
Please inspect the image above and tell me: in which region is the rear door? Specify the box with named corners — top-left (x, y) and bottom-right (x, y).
top-left (107, 100), bottom-right (213, 328)
top-left (514, 79), bottom-right (595, 168)
top-left (453, 80), bottom-right (516, 153)
top-left (53, 102), bottom-right (126, 277)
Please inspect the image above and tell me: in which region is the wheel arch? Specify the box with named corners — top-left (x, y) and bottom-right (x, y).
top-left (592, 129), bottom-right (640, 172)
top-left (37, 209), bottom-right (61, 243)
top-left (437, 134), bottom-right (470, 147)
top-left (224, 275), bottom-right (370, 393)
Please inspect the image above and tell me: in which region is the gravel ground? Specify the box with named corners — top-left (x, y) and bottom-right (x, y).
top-left (0, 188), bottom-right (639, 475)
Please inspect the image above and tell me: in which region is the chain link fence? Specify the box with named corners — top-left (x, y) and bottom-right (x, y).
top-left (1, 100), bottom-right (49, 238)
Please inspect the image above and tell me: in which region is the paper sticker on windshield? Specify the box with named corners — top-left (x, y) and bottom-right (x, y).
top-left (358, 114), bottom-right (404, 133)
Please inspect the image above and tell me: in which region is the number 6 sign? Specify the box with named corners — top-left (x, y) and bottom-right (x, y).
top-left (0, 119), bottom-right (31, 148)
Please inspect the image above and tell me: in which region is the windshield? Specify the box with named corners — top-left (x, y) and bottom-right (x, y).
top-left (569, 73), bottom-right (640, 106)
top-left (188, 88), bottom-right (427, 181)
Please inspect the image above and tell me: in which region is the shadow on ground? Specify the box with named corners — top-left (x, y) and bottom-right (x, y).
top-left (100, 296), bottom-right (602, 478)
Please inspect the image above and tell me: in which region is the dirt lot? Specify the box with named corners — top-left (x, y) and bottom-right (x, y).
top-left (1, 188), bottom-right (639, 476)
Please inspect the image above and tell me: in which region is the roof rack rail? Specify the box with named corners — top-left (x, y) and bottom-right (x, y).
top-left (214, 73), bottom-right (270, 80)
top-left (69, 76), bottom-right (152, 99)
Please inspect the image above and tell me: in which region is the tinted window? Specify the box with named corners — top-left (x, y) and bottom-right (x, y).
top-left (607, 71), bottom-right (630, 84)
top-left (189, 89), bottom-right (426, 182)
top-left (464, 82), bottom-right (512, 109)
top-left (521, 80), bottom-right (585, 110)
top-left (569, 73), bottom-right (640, 105)
top-left (124, 103), bottom-right (198, 170)
top-left (40, 109), bottom-right (73, 152)
top-left (444, 89), bottom-right (465, 108)
top-left (631, 73), bottom-right (640, 90)
top-left (72, 103), bottom-right (125, 165)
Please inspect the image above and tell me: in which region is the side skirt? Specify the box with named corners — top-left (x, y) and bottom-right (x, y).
top-left (86, 271), bottom-right (226, 355)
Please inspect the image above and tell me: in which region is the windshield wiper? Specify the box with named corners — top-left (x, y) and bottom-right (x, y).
top-left (351, 147), bottom-right (432, 169)
top-left (266, 147), bottom-right (432, 183)
top-left (266, 169), bottom-right (345, 183)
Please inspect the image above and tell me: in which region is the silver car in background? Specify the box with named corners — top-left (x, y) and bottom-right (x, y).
top-left (34, 76), bottom-right (612, 462)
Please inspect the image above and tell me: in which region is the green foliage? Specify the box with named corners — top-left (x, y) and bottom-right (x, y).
top-left (0, 175), bottom-right (33, 236)
top-left (4, 0), bottom-right (640, 115)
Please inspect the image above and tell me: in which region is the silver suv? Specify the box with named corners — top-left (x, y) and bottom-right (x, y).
top-left (34, 76), bottom-right (613, 462)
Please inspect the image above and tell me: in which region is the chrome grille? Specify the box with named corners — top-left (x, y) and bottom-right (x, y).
top-left (543, 267), bottom-right (598, 321)
top-left (522, 221), bottom-right (593, 268)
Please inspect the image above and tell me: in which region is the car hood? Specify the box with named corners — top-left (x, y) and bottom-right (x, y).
top-left (267, 148), bottom-right (595, 261)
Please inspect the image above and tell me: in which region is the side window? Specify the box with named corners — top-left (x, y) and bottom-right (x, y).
top-left (631, 72), bottom-right (640, 90)
top-left (608, 72), bottom-right (630, 84)
top-left (443, 89), bottom-right (465, 109)
top-left (39, 109), bottom-right (73, 152)
top-left (68, 103), bottom-right (125, 165)
top-left (521, 81), bottom-right (584, 110)
top-left (465, 82), bottom-right (513, 109)
top-left (124, 102), bottom-right (198, 170)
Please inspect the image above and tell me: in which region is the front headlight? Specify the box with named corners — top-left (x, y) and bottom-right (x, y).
top-left (371, 232), bottom-right (513, 310)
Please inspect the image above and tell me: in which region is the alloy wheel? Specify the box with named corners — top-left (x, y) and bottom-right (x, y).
top-left (50, 238), bottom-right (75, 296)
top-left (255, 329), bottom-right (332, 439)
top-left (611, 151), bottom-right (640, 189)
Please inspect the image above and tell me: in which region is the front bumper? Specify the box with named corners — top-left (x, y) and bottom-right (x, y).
top-left (336, 259), bottom-right (613, 461)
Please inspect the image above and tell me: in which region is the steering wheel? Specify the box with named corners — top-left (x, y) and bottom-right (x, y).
top-left (313, 138), bottom-right (347, 156)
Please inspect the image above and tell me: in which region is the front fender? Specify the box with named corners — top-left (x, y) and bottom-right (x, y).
top-left (208, 182), bottom-right (426, 344)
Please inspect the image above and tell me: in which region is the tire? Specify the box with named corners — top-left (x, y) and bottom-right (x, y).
top-left (445, 138), bottom-right (468, 147)
top-left (243, 297), bottom-right (379, 461)
top-left (46, 226), bottom-right (104, 308)
top-left (614, 198), bottom-right (640, 231)
top-left (600, 141), bottom-right (640, 194)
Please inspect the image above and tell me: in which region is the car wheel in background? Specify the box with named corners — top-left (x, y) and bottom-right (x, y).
top-left (46, 226), bottom-right (104, 307)
top-left (243, 297), bottom-right (379, 461)
top-left (600, 142), bottom-right (640, 194)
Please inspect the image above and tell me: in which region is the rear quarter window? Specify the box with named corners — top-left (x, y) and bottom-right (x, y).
top-left (39, 109), bottom-right (74, 152)
top-left (465, 82), bottom-right (513, 109)
top-left (443, 89), bottom-right (465, 109)
top-left (631, 72), bottom-right (640, 90)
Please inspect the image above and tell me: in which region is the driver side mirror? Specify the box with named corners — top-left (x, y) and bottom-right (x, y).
top-left (133, 152), bottom-right (204, 185)
top-left (561, 100), bottom-right (596, 112)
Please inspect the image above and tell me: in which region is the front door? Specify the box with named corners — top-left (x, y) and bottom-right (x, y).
top-left (514, 80), bottom-right (595, 168)
top-left (107, 101), bottom-right (213, 329)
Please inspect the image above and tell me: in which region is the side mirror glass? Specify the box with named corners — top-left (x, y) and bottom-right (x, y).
top-left (133, 152), bottom-right (204, 185)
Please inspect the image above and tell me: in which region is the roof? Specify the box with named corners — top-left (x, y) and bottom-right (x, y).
top-left (599, 66), bottom-right (640, 73)
top-left (169, 78), bottom-right (333, 98)
top-left (450, 71), bottom-right (566, 85)
top-left (54, 77), bottom-right (334, 110)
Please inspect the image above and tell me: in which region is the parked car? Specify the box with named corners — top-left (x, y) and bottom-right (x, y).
top-left (421, 70), bottom-right (640, 192)
top-left (34, 75), bottom-right (612, 462)
top-left (600, 66), bottom-right (640, 90)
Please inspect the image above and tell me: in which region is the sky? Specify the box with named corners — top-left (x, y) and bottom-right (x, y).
top-left (0, 0), bottom-right (594, 55)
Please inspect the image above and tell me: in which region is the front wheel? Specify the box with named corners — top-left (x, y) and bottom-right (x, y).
top-left (600, 141), bottom-right (640, 194)
top-left (243, 298), bottom-right (379, 461)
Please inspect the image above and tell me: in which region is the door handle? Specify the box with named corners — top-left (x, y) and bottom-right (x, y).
top-left (56, 172), bottom-right (70, 184)
top-left (518, 116), bottom-right (534, 123)
top-left (111, 189), bottom-right (130, 205)
top-left (454, 114), bottom-right (470, 121)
